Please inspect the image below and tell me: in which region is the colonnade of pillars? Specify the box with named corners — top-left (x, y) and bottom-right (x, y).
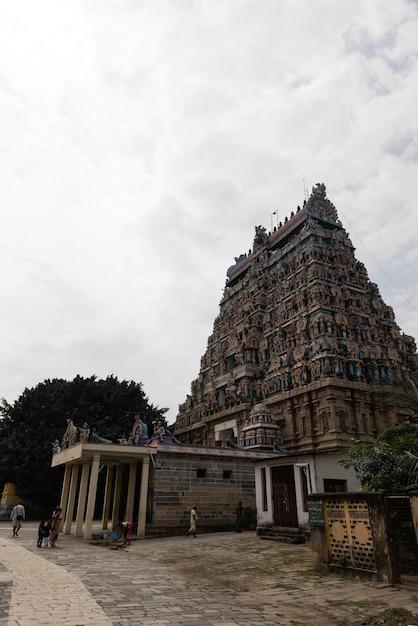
top-left (58, 455), bottom-right (150, 540)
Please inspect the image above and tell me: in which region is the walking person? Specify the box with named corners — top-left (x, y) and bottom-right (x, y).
top-left (42, 519), bottom-right (51, 547)
top-left (10, 502), bottom-right (25, 537)
top-left (37, 520), bottom-right (46, 547)
top-left (121, 521), bottom-right (133, 545)
top-left (235, 501), bottom-right (244, 533)
top-left (186, 505), bottom-right (198, 538)
top-left (49, 506), bottom-right (62, 547)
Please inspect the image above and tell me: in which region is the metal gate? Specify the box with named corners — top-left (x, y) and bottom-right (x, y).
top-left (385, 495), bottom-right (418, 581)
top-left (323, 497), bottom-right (376, 571)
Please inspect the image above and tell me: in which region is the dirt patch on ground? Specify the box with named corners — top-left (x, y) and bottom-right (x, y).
top-left (141, 534), bottom-right (418, 625)
top-left (362, 607), bottom-right (418, 625)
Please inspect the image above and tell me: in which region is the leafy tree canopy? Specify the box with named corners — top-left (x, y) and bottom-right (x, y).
top-left (0, 375), bottom-right (167, 508)
top-left (342, 422), bottom-right (418, 491)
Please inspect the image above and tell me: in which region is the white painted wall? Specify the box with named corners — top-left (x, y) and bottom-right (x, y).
top-left (214, 418), bottom-right (237, 441)
top-left (255, 461), bottom-right (274, 526)
top-left (314, 453), bottom-right (361, 492)
top-left (255, 452), bottom-right (361, 527)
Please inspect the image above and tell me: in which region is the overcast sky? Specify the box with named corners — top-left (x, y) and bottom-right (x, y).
top-left (1, 1), bottom-right (418, 424)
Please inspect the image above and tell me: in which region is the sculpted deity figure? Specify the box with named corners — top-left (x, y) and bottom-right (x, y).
top-left (78, 422), bottom-right (90, 443)
top-left (153, 420), bottom-right (165, 441)
top-left (206, 382), bottom-right (218, 410)
top-left (90, 430), bottom-right (113, 444)
top-left (236, 379), bottom-right (245, 400)
top-left (130, 415), bottom-right (148, 445)
top-left (311, 183), bottom-right (326, 199)
top-left (62, 418), bottom-right (78, 449)
top-left (253, 225), bottom-right (269, 247)
top-left (312, 360), bottom-right (321, 378)
top-left (225, 373), bottom-right (237, 402)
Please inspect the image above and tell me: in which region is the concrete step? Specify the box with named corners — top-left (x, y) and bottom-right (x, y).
top-left (256, 526), bottom-right (306, 544)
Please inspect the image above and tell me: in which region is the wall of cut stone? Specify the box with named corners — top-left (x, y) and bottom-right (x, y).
top-left (147, 451), bottom-right (256, 534)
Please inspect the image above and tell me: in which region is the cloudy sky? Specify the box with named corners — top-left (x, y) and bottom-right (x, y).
top-left (1, 0), bottom-right (418, 424)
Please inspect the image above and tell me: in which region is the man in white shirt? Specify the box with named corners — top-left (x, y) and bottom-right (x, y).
top-left (10, 502), bottom-right (25, 537)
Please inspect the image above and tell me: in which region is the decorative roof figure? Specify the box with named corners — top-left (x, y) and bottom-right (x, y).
top-left (241, 403), bottom-right (282, 450)
top-left (312, 182), bottom-right (326, 199)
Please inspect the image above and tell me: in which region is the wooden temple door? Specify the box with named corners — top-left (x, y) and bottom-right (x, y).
top-left (271, 465), bottom-right (298, 528)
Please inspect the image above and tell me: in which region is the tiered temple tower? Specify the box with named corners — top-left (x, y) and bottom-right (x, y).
top-left (173, 184), bottom-right (416, 453)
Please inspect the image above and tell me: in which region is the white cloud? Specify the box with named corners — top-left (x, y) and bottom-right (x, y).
top-left (1, 0), bottom-right (418, 422)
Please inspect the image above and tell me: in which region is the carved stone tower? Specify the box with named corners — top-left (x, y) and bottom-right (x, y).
top-left (173, 184), bottom-right (416, 453)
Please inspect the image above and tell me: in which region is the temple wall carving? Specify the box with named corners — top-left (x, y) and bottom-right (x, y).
top-left (174, 186), bottom-right (416, 453)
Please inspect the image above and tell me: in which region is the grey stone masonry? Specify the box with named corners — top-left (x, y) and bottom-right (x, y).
top-left (146, 444), bottom-right (281, 534)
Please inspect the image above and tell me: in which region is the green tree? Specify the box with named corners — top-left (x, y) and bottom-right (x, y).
top-left (0, 375), bottom-right (167, 510)
top-left (342, 423), bottom-right (418, 491)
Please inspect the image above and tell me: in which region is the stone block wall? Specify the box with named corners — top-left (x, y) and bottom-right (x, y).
top-left (147, 450), bottom-right (256, 534)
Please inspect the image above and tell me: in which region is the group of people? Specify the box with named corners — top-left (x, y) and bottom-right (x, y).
top-left (37, 506), bottom-right (62, 548)
top-left (10, 500), bottom-right (243, 545)
top-left (10, 502), bottom-right (62, 547)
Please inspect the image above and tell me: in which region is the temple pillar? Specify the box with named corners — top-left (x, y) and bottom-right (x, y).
top-left (137, 457), bottom-right (150, 537)
top-left (75, 462), bottom-right (90, 537)
top-left (59, 464), bottom-right (72, 531)
top-left (64, 464), bottom-right (80, 535)
top-left (126, 461), bottom-right (137, 523)
top-left (83, 454), bottom-right (100, 540)
top-left (111, 464), bottom-right (123, 530)
top-left (102, 464), bottom-right (114, 530)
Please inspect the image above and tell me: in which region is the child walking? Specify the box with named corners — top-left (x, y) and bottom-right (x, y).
top-left (37, 520), bottom-right (46, 547)
top-left (42, 519), bottom-right (51, 547)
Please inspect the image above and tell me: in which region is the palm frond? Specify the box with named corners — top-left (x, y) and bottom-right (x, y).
top-left (394, 451), bottom-right (418, 487)
top-left (371, 378), bottom-right (418, 412)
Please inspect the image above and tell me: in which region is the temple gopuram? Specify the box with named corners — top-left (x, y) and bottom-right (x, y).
top-left (51, 183), bottom-right (418, 539)
top-left (173, 183), bottom-right (417, 454)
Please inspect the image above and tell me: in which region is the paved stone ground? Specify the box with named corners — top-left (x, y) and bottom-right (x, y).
top-left (1, 521), bottom-right (418, 625)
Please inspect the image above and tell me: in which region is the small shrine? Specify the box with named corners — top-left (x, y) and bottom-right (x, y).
top-left (51, 413), bottom-right (286, 540)
top-left (240, 402), bottom-right (283, 450)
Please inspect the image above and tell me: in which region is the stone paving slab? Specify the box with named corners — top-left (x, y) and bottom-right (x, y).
top-left (0, 530), bottom-right (113, 625)
top-left (1, 522), bottom-right (418, 625)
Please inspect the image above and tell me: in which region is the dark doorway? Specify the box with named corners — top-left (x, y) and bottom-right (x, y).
top-left (385, 495), bottom-right (418, 583)
top-left (271, 465), bottom-right (298, 527)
